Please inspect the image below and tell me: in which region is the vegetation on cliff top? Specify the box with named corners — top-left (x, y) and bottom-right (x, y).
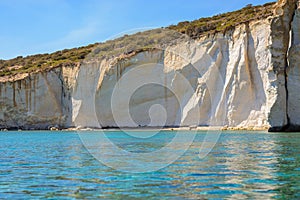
top-left (0, 2), bottom-right (275, 78)
top-left (169, 2), bottom-right (275, 39)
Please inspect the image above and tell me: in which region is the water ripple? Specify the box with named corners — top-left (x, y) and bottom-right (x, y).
top-left (0, 131), bottom-right (299, 199)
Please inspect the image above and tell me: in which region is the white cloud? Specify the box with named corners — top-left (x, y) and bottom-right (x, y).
top-left (61, 24), bottom-right (96, 44)
top-left (40, 22), bottom-right (98, 51)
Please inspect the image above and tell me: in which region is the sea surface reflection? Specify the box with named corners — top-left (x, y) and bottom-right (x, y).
top-left (0, 131), bottom-right (299, 199)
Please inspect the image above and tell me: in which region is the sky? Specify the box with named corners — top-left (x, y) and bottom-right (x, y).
top-left (0, 0), bottom-right (272, 60)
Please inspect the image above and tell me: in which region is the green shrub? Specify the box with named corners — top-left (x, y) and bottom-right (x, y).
top-left (169, 2), bottom-right (275, 38)
top-left (0, 2), bottom-right (276, 78)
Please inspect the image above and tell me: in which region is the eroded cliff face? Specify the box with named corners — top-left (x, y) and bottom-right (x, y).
top-left (0, 0), bottom-right (299, 131)
top-left (267, 0), bottom-right (296, 131)
top-left (287, 1), bottom-right (300, 131)
top-left (0, 68), bottom-right (73, 129)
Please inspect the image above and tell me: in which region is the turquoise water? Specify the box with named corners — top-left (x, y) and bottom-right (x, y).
top-left (0, 131), bottom-right (300, 199)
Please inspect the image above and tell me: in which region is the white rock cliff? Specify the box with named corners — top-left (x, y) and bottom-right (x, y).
top-left (0, 0), bottom-right (299, 131)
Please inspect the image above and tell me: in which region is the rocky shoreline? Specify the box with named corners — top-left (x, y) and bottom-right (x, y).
top-left (0, 126), bottom-right (271, 132)
top-left (0, 0), bottom-right (299, 132)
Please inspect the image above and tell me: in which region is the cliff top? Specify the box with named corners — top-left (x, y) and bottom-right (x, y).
top-left (0, 1), bottom-right (275, 80)
top-left (169, 2), bottom-right (275, 38)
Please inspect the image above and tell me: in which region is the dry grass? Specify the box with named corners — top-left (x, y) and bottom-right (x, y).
top-left (168, 2), bottom-right (275, 38)
top-left (0, 2), bottom-right (275, 77)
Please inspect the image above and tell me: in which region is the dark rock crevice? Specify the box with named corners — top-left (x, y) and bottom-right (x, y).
top-left (269, 0), bottom-right (298, 132)
top-left (284, 1), bottom-right (298, 132)
top-left (285, 1), bottom-right (300, 132)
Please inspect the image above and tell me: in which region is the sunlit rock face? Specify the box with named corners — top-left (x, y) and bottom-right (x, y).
top-left (0, 68), bottom-right (73, 129)
top-left (0, 0), bottom-right (299, 131)
top-left (91, 22), bottom-right (273, 129)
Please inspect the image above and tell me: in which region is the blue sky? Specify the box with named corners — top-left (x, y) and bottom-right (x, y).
top-left (0, 0), bottom-right (272, 60)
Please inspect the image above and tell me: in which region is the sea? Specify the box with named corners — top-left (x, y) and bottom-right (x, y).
top-left (0, 130), bottom-right (299, 199)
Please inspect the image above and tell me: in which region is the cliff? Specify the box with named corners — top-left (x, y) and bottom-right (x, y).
top-left (0, 0), bottom-right (299, 131)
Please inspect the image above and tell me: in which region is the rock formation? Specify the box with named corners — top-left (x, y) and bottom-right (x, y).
top-left (0, 0), bottom-right (299, 131)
